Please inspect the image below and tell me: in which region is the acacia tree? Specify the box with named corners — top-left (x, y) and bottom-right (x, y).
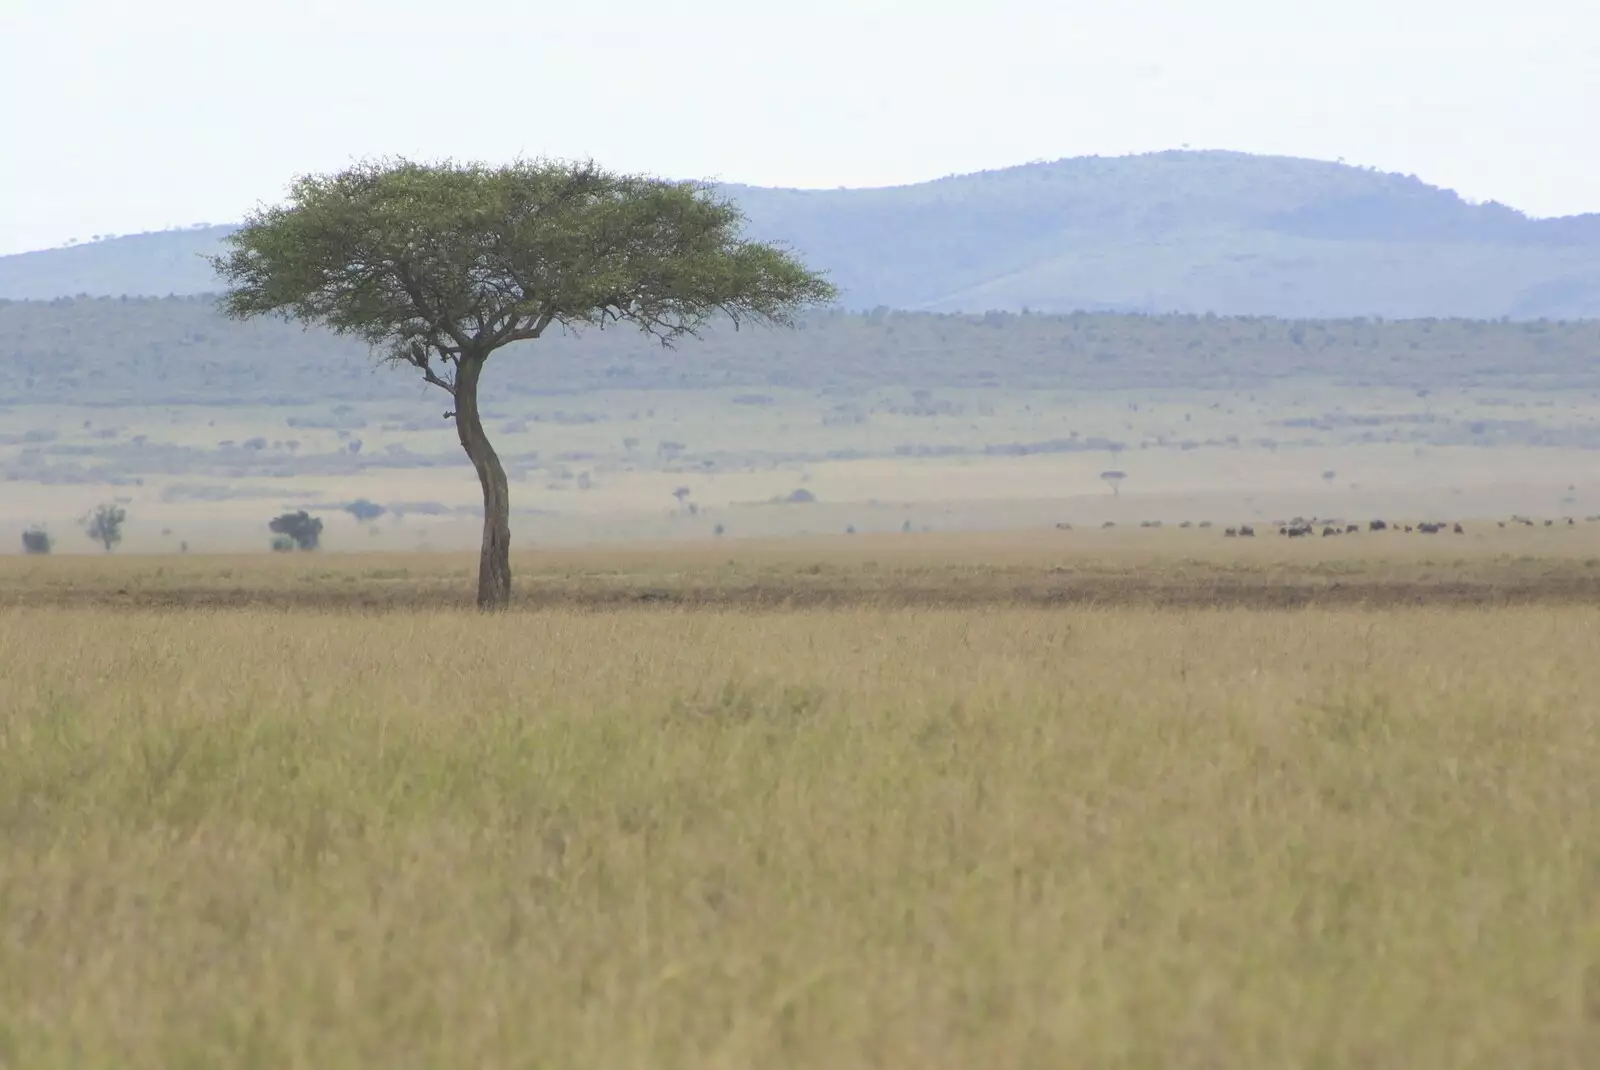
top-left (85, 503), bottom-right (126, 552)
top-left (211, 158), bottom-right (836, 609)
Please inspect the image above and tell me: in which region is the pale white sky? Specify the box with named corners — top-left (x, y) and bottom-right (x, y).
top-left (1, 0), bottom-right (1595, 255)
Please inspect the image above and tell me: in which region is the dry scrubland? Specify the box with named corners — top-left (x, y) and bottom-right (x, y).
top-left (3, 536), bottom-right (1600, 1068)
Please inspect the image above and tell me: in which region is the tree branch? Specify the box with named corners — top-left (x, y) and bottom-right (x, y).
top-left (395, 262), bottom-right (473, 353)
top-left (493, 309), bottom-right (558, 347)
top-left (419, 362), bottom-right (456, 395)
top-left (389, 339), bottom-right (457, 396)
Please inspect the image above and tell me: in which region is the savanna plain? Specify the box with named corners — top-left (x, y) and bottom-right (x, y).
top-left (3, 532), bottom-right (1599, 1068)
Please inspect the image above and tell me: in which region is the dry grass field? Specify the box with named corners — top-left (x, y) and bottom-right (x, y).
top-left (3, 532), bottom-right (1599, 1067)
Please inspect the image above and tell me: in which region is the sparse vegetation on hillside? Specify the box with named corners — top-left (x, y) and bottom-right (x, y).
top-left (4, 151), bottom-right (1597, 317)
top-left (4, 298), bottom-right (1599, 408)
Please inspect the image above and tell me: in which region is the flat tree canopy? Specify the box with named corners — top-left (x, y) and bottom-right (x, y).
top-left (210, 158), bottom-right (836, 608)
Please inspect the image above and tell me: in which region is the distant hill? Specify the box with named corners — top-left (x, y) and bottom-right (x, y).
top-left (0, 225), bottom-right (237, 302)
top-left (3, 151), bottom-right (1599, 319)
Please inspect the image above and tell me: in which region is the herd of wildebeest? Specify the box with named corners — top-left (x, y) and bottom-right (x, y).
top-left (1053, 515), bottom-right (1600, 538)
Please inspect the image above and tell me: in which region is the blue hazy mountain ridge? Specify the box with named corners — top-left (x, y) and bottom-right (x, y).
top-left (2, 151), bottom-right (1597, 319)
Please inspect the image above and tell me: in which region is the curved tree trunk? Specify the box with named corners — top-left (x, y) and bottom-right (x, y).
top-left (452, 354), bottom-right (512, 611)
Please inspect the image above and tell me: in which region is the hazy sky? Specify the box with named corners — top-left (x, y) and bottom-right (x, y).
top-left (2, 0), bottom-right (1595, 255)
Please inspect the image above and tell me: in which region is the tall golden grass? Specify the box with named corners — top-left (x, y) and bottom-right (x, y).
top-left (2, 544), bottom-right (1598, 1066)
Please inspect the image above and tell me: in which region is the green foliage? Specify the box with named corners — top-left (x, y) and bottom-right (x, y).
top-left (209, 157), bottom-right (838, 377)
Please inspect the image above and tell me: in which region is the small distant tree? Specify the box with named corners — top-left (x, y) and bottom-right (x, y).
top-left (268, 510), bottom-right (324, 551)
top-left (211, 157), bottom-right (835, 610)
top-left (85, 503), bottom-right (126, 552)
top-left (22, 526), bottom-right (52, 554)
top-left (1322, 469), bottom-right (1337, 484)
top-left (270, 534), bottom-right (297, 553)
top-left (672, 486), bottom-right (692, 506)
top-left (343, 498), bottom-right (386, 522)
top-left (1101, 470), bottom-right (1127, 497)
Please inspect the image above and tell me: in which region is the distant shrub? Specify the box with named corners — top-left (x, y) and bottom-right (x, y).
top-left (342, 498), bottom-right (386, 522)
top-left (22, 527), bottom-right (51, 554)
top-left (268, 510), bottom-right (323, 551)
top-left (270, 534), bottom-right (296, 553)
top-left (787, 488), bottom-right (816, 504)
